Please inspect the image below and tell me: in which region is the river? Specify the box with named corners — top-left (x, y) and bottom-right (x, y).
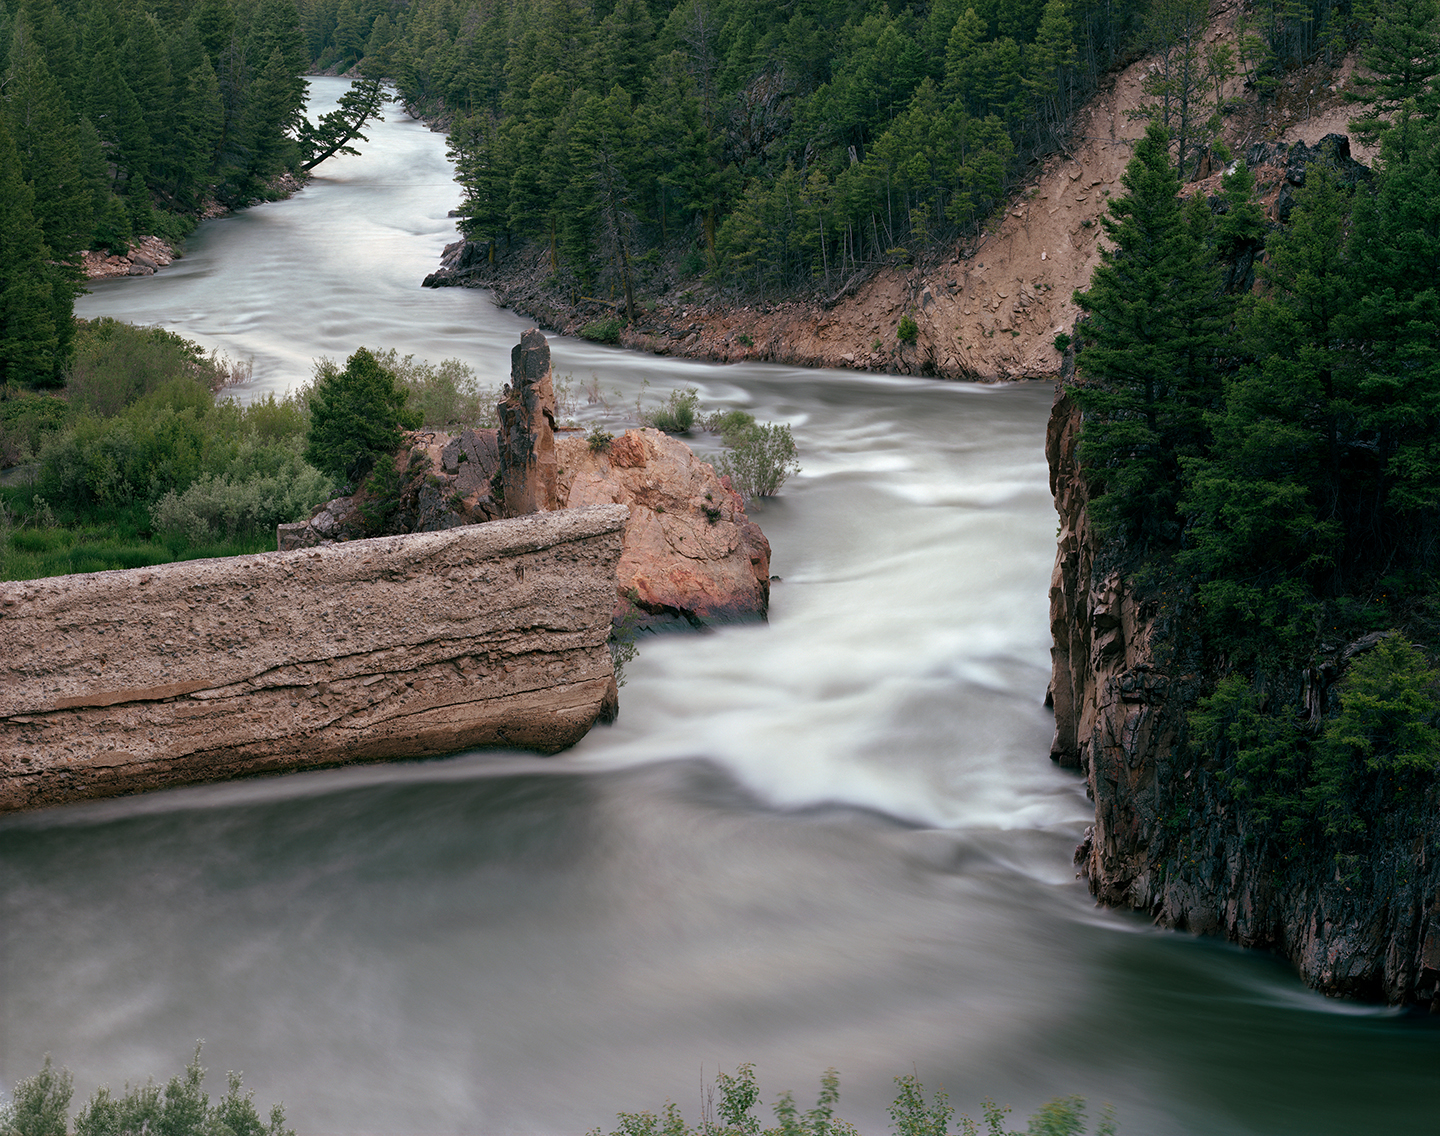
top-left (2, 79), bottom-right (1437, 1136)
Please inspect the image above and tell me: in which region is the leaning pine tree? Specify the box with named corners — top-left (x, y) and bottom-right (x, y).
top-left (1071, 120), bottom-right (1231, 546)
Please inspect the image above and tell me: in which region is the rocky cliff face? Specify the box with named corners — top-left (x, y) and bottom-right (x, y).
top-left (0, 506), bottom-right (628, 815)
top-left (1048, 387), bottom-right (1440, 1009)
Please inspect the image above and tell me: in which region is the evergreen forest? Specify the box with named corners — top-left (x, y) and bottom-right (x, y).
top-left (0, 0), bottom-right (380, 389)
top-left (1071, 0), bottom-right (1440, 852)
top-left (300, 0), bottom-right (1377, 303)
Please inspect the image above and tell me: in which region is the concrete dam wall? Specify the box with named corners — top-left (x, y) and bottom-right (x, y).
top-left (0, 505), bottom-right (629, 814)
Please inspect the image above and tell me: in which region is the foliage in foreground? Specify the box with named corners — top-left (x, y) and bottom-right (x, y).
top-left (304, 349), bottom-right (503, 433)
top-left (0, 1046), bottom-right (292, 1136)
top-left (303, 346), bottom-right (421, 485)
top-left (1, 320), bottom-right (340, 580)
top-left (2, 320), bottom-right (505, 582)
top-left (588, 1066), bottom-right (1114, 1136)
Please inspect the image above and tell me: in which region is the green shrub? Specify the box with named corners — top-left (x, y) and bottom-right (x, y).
top-left (150, 457), bottom-right (336, 543)
top-left (705, 409), bottom-right (758, 447)
top-left (897, 315), bottom-right (919, 345)
top-left (1053, 333), bottom-right (1072, 353)
top-left (2, 1047), bottom-right (293, 1136)
top-left (715, 422), bottom-right (800, 501)
top-left (587, 424), bottom-right (615, 452)
top-left (92, 195), bottom-right (132, 256)
top-left (149, 209), bottom-right (197, 246)
top-left (241, 393), bottom-right (309, 444)
top-left (359, 451), bottom-right (407, 535)
top-left (304, 347), bottom-right (421, 485)
top-left (66, 319), bottom-right (218, 417)
top-left (37, 381), bottom-right (217, 510)
top-left (361, 349), bottom-right (501, 429)
top-left (1, 1056), bottom-right (70, 1136)
top-left (679, 248), bottom-right (706, 277)
top-left (587, 1066), bottom-right (1115, 1136)
top-left (1193, 635), bottom-right (1440, 844)
top-left (1307, 635), bottom-right (1440, 839)
top-left (644, 387), bottom-right (700, 433)
top-left (1, 392), bottom-right (67, 466)
top-left (580, 317), bottom-right (625, 343)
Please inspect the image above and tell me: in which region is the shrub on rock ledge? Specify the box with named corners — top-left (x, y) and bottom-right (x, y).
top-left (304, 347), bottom-right (421, 485)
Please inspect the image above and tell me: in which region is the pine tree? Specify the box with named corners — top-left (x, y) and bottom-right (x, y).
top-left (595, 0), bottom-right (656, 93)
top-left (448, 111), bottom-right (511, 252)
top-left (1342, 111), bottom-right (1440, 534)
top-left (158, 24), bottom-right (224, 208)
top-left (942, 7), bottom-right (987, 110)
top-left (0, 117), bottom-right (62, 388)
top-left (1179, 166), bottom-right (1354, 656)
top-left (194, 0), bottom-right (237, 68)
top-left (84, 45), bottom-right (153, 201)
top-left (241, 47), bottom-right (305, 183)
top-left (1134, 0), bottom-right (1227, 178)
top-left (4, 24), bottom-right (90, 267)
top-left (1348, 0), bottom-right (1440, 144)
top-left (1072, 121), bottom-right (1230, 543)
top-left (304, 347), bottom-right (421, 484)
top-left (123, 8), bottom-right (173, 155)
top-left (1024, 0), bottom-right (1077, 147)
top-left (297, 77), bottom-right (387, 171)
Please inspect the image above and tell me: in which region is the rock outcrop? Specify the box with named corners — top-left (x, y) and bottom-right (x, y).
top-left (1047, 386), bottom-right (1440, 1009)
top-left (82, 235), bottom-right (177, 279)
top-left (558, 428), bottom-right (771, 628)
top-left (0, 506), bottom-right (628, 815)
top-left (278, 426), bottom-right (502, 550)
top-left (279, 331), bottom-right (772, 630)
top-left (497, 327), bottom-right (559, 517)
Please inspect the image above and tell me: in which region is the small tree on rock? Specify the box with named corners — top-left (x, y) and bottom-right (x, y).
top-left (304, 347), bottom-right (421, 486)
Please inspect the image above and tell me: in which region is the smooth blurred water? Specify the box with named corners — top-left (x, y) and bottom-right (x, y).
top-left (4, 79), bottom-right (1439, 1136)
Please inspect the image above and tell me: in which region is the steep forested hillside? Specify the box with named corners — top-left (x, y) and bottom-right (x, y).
top-left (302, 0), bottom-right (1367, 305)
top-left (1050, 0), bottom-right (1440, 1002)
top-left (1071, 0), bottom-right (1440, 853)
top-left (0, 0), bottom-right (347, 387)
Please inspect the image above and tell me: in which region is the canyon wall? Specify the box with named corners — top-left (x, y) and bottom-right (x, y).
top-left (1048, 388), bottom-right (1440, 1009)
top-left (0, 505), bottom-right (629, 815)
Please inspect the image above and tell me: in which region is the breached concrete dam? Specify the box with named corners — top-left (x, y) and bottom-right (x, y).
top-left (0, 505), bottom-right (628, 814)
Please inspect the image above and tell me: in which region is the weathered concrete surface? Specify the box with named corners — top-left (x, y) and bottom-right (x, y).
top-left (0, 505), bottom-right (629, 814)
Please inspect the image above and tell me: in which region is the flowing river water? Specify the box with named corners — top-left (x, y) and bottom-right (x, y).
top-left (3, 79), bottom-right (1438, 1136)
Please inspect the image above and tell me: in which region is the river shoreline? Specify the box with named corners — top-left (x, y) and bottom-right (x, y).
top-left (81, 172), bottom-right (309, 282)
top-left (423, 238), bottom-right (1049, 383)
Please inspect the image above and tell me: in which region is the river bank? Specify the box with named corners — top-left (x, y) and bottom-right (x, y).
top-left (80, 173), bottom-right (309, 281)
top-left (417, 8), bottom-right (1370, 386)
